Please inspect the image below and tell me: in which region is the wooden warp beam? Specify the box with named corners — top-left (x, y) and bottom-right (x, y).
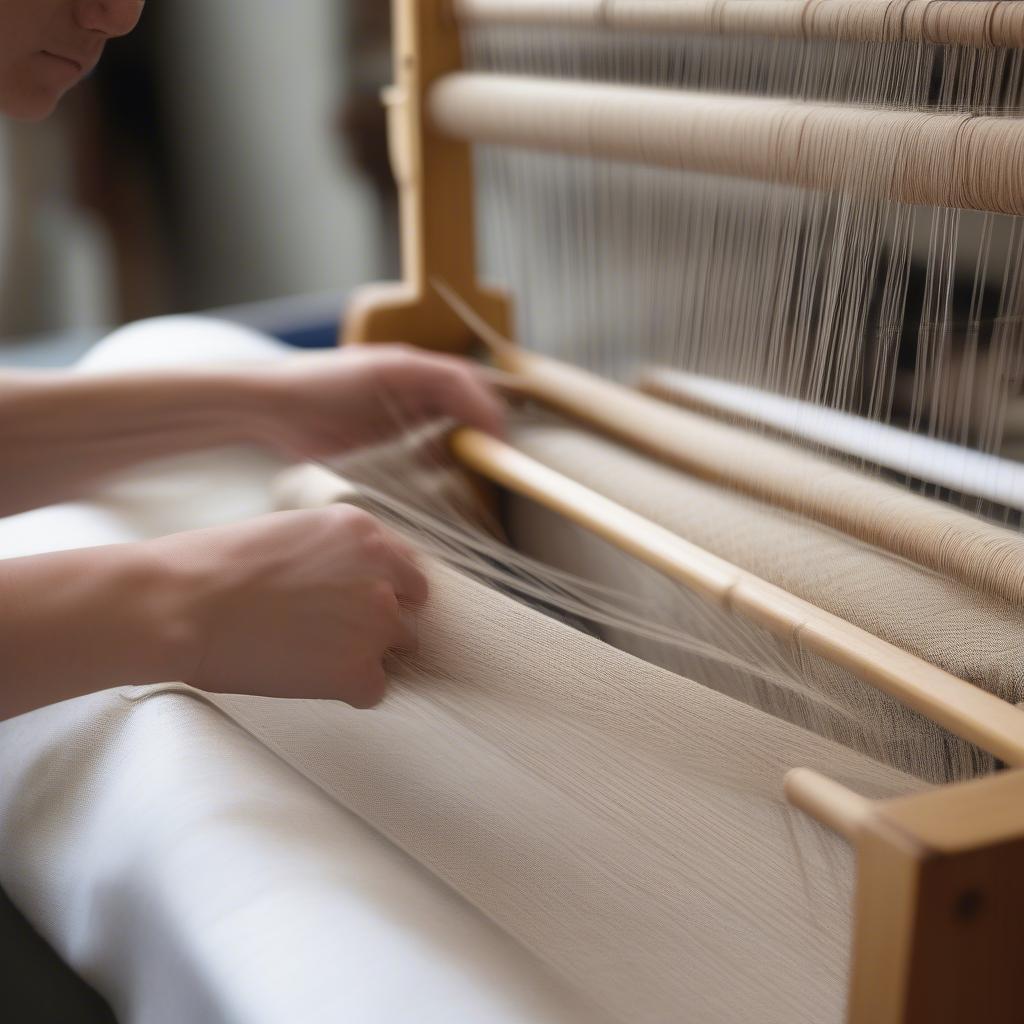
top-left (454, 0), bottom-right (1024, 48)
top-left (429, 73), bottom-right (1024, 215)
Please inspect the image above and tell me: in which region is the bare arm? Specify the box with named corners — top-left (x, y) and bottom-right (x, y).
top-left (0, 506), bottom-right (429, 721)
top-left (0, 344), bottom-right (504, 517)
top-left (0, 367), bottom-right (276, 517)
top-left (0, 540), bottom-right (183, 719)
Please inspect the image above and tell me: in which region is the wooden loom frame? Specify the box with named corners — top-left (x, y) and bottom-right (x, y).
top-left (342, 2), bottom-right (1024, 1020)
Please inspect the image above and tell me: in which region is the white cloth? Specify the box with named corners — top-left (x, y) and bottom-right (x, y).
top-left (0, 317), bottom-right (589, 1024)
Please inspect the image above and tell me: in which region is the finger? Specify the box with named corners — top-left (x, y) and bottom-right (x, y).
top-left (414, 358), bottom-right (508, 438)
top-left (443, 365), bottom-right (508, 437)
top-left (383, 606), bottom-right (419, 655)
top-left (376, 529), bottom-right (430, 607)
top-left (478, 366), bottom-right (532, 397)
top-left (361, 579), bottom-right (418, 650)
top-left (342, 660), bottom-right (389, 710)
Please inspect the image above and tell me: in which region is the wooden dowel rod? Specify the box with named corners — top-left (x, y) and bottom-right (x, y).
top-left (451, 426), bottom-right (1024, 766)
top-left (454, 0), bottom-right (1024, 48)
top-left (429, 73), bottom-right (1024, 215)
top-left (784, 768), bottom-right (875, 841)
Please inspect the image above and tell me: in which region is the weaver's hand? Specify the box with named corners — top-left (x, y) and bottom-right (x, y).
top-left (153, 506), bottom-right (429, 708)
top-left (250, 344), bottom-right (506, 458)
top-left (0, 343), bottom-right (504, 518)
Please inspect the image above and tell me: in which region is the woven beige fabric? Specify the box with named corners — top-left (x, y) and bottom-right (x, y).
top-left (209, 561), bottom-right (922, 1024)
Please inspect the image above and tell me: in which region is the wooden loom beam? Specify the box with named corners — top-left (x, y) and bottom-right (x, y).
top-left (784, 768), bottom-right (874, 842)
top-left (784, 764), bottom-right (1024, 1023)
top-left (429, 73), bottom-right (1024, 216)
top-left (848, 768), bottom-right (1024, 1023)
top-left (454, 0), bottom-right (1024, 48)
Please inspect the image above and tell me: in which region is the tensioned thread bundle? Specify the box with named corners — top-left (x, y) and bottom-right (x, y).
top-left (466, 14), bottom-right (1024, 527)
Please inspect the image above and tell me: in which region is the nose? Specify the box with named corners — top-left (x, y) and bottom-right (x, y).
top-left (74, 0), bottom-right (145, 38)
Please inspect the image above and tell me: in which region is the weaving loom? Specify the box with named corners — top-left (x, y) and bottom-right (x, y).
top-left (326, 1), bottom-right (1024, 1021)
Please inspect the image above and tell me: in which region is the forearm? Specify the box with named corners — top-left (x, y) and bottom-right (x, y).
top-left (0, 368), bottom-right (282, 516)
top-left (0, 542), bottom-right (192, 720)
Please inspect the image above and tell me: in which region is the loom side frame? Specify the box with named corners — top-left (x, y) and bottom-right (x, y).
top-left (341, 0), bottom-right (511, 352)
top-left (343, 2), bottom-right (1024, 1021)
top-left (846, 768), bottom-right (1024, 1023)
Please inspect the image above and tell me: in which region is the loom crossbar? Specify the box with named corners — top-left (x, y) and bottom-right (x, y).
top-left (429, 73), bottom-right (1024, 215)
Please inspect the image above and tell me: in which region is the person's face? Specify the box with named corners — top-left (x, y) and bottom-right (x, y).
top-left (0, 0), bottom-right (144, 120)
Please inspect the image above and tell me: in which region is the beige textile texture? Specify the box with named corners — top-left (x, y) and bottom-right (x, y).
top-left (508, 419), bottom-right (1024, 780)
top-left (209, 561), bottom-right (921, 1024)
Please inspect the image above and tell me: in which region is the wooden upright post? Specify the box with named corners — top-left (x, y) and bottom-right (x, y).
top-left (847, 768), bottom-right (1024, 1023)
top-left (343, 0), bottom-right (512, 351)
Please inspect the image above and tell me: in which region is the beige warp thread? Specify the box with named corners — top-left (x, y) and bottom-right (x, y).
top-left (430, 73), bottom-right (1024, 215)
top-left (503, 356), bottom-right (1024, 610)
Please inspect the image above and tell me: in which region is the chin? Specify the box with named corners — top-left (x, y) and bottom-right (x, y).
top-left (0, 69), bottom-right (72, 121)
top-left (3, 94), bottom-right (63, 121)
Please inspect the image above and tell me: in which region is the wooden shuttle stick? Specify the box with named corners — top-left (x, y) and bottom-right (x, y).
top-left (451, 426), bottom-right (1024, 767)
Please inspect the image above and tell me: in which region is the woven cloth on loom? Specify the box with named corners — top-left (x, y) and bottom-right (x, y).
top-left (197, 562), bottom-right (920, 1024)
top-left (505, 418), bottom-right (1024, 781)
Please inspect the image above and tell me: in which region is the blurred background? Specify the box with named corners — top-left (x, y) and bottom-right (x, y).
top-left (0, 0), bottom-right (397, 364)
